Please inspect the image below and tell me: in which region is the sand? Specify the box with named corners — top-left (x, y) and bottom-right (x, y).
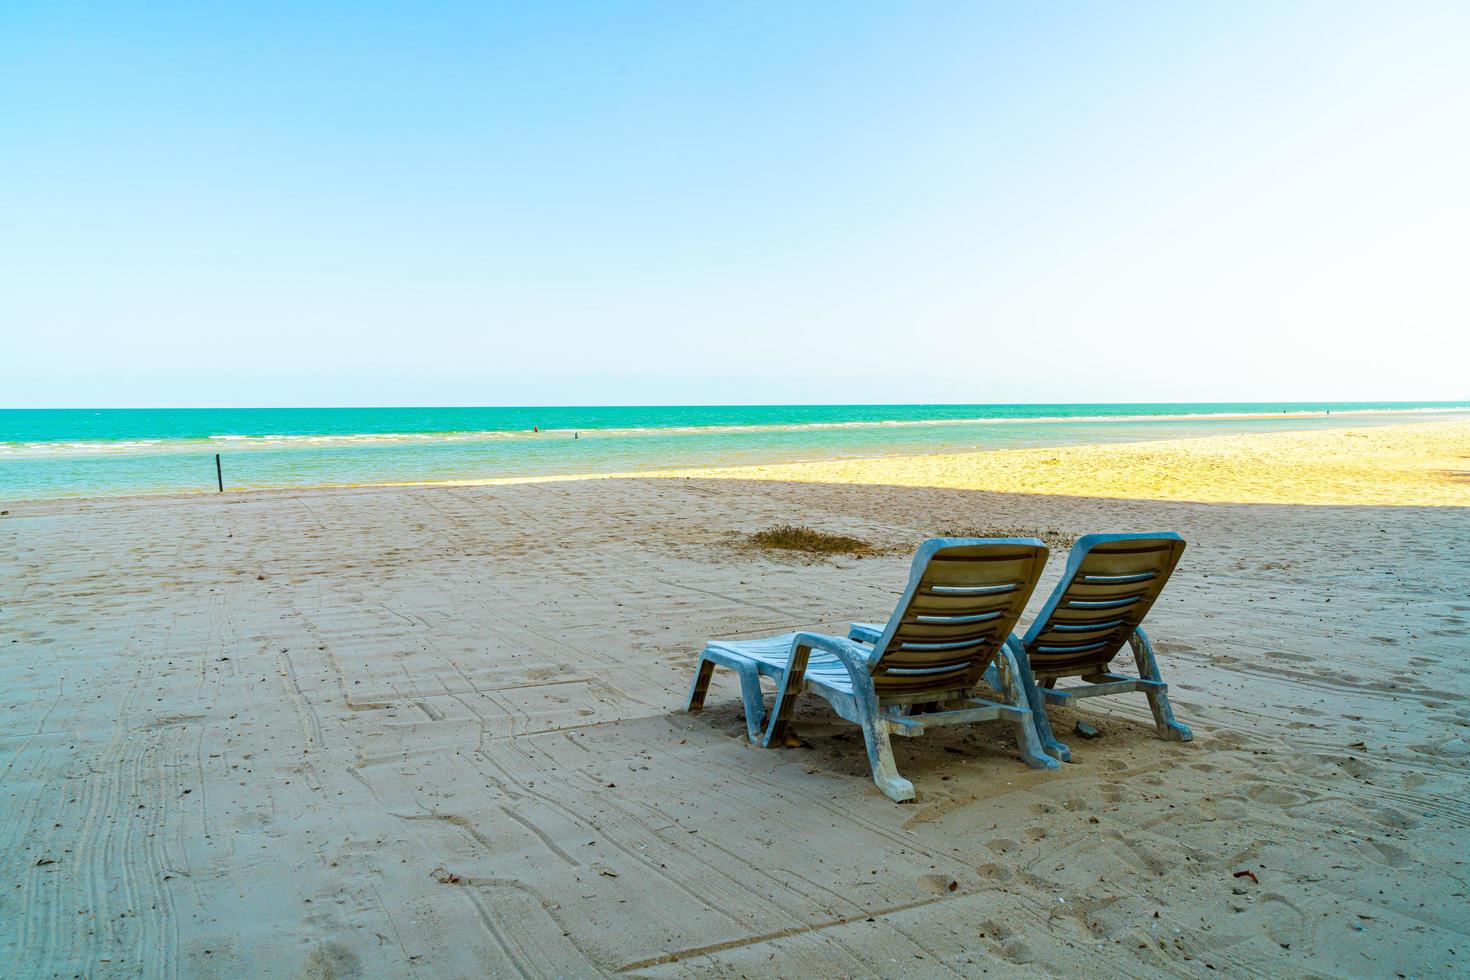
top-left (2, 421), bottom-right (1468, 977)
top-left (612, 420), bottom-right (1470, 508)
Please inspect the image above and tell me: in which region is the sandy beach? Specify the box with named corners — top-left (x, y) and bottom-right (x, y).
top-left (449, 419), bottom-right (1470, 508)
top-left (3, 420), bottom-right (1468, 977)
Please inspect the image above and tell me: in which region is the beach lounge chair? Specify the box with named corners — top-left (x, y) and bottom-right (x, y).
top-left (686, 538), bottom-right (1057, 802)
top-left (1006, 532), bottom-right (1193, 762)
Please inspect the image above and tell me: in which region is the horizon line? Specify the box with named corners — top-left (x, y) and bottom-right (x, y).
top-left (5, 398), bottom-right (1470, 412)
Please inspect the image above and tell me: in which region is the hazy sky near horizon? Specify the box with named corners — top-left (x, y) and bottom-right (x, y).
top-left (2, 1), bottom-right (1467, 407)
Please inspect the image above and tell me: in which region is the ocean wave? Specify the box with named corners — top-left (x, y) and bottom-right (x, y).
top-left (1, 405), bottom-right (1465, 458)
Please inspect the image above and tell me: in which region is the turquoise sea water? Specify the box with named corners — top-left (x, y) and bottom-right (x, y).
top-left (2, 402), bottom-right (1467, 501)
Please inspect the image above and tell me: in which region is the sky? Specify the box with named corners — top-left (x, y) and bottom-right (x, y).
top-left (2, 1), bottom-right (1467, 407)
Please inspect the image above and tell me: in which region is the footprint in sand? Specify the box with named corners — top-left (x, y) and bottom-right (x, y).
top-left (1350, 838), bottom-right (1411, 868)
top-left (1241, 782), bottom-right (1305, 806)
top-left (917, 872), bottom-right (961, 894)
top-left (975, 920), bottom-right (1034, 965)
top-left (1071, 895), bottom-right (1127, 941)
top-left (1312, 753), bottom-right (1381, 780)
top-left (1100, 829), bottom-right (1171, 875)
top-left (1259, 894), bottom-right (1309, 950)
top-left (975, 862), bottom-right (1014, 883)
top-left (302, 942), bottom-right (361, 980)
top-left (1399, 743), bottom-right (1470, 764)
top-left (1368, 805), bottom-right (1418, 831)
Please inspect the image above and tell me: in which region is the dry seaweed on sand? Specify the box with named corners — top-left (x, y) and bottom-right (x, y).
top-left (746, 524), bottom-right (874, 556)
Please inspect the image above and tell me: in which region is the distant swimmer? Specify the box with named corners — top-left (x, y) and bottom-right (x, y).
top-left (534, 425), bottom-right (539, 433)
top-left (574, 432), bottom-right (579, 439)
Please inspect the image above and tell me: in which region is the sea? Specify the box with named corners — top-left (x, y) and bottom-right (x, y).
top-left (2, 402), bottom-right (1467, 501)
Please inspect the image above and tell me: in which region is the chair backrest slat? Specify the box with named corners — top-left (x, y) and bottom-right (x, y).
top-left (1022, 533), bottom-right (1186, 675)
top-left (867, 539), bottom-right (1048, 696)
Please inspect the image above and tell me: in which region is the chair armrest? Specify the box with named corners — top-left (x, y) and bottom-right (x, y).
top-left (762, 632), bottom-right (874, 748)
top-left (847, 622), bottom-right (884, 646)
top-left (791, 632), bottom-right (874, 676)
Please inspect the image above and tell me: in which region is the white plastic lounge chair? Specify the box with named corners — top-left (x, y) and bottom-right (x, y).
top-left (686, 538), bottom-right (1057, 802)
top-left (1006, 532), bottom-right (1193, 762)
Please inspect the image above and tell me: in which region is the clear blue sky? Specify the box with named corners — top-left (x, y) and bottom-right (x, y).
top-left (2, 1), bottom-right (1467, 407)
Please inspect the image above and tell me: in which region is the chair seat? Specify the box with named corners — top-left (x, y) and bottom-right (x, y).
top-left (706, 633), bottom-right (860, 695)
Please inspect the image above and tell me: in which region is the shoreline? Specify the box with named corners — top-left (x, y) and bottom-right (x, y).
top-left (5, 418), bottom-right (1468, 508)
top-left (6, 404), bottom-right (1468, 456)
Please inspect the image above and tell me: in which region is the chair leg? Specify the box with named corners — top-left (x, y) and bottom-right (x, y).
top-left (687, 652), bottom-right (767, 741)
top-left (996, 647), bottom-right (1060, 770)
top-left (1008, 638), bottom-right (1071, 763)
top-left (761, 641), bottom-right (810, 748)
top-left (686, 654), bottom-right (716, 712)
top-left (1129, 628), bottom-right (1192, 742)
top-left (851, 674), bottom-right (915, 802)
top-left (734, 662), bottom-right (768, 743)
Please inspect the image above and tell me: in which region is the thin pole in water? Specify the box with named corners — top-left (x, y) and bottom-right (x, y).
top-left (216, 454), bottom-right (223, 492)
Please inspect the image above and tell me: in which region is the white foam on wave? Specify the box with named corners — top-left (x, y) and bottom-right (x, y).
top-left (2, 405), bottom-right (1466, 458)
